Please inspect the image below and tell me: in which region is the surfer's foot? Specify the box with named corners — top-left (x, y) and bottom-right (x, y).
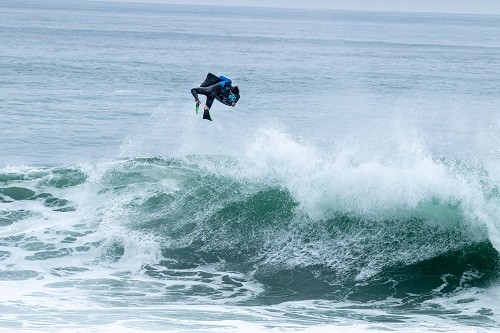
top-left (195, 100), bottom-right (200, 107)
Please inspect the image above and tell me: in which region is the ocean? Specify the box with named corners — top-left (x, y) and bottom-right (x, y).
top-left (1, 0), bottom-right (499, 331)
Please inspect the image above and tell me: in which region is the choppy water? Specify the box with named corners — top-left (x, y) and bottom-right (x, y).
top-left (1, 0), bottom-right (499, 331)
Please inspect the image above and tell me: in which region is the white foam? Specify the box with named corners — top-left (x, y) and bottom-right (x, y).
top-left (238, 128), bottom-right (499, 250)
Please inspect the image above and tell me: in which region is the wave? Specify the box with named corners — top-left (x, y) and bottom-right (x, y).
top-left (0, 131), bottom-right (499, 305)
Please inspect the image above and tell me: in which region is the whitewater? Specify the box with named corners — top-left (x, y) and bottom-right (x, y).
top-left (1, 0), bottom-right (499, 332)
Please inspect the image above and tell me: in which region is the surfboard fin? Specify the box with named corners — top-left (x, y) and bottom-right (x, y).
top-left (203, 109), bottom-right (212, 121)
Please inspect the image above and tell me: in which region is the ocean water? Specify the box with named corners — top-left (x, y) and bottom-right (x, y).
top-left (1, 0), bottom-right (500, 331)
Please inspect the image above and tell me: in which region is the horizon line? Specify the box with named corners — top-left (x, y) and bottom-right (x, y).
top-left (85, 0), bottom-right (500, 16)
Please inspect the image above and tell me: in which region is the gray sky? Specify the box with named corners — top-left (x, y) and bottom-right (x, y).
top-left (91, 0), bottom-right (500, 15)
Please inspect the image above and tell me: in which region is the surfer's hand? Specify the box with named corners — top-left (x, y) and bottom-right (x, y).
top-left (231, 103), bottom-right (236, 107)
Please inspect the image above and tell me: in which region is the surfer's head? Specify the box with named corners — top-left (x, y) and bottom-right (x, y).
top-left (229, 86), bottom-right (240, 104)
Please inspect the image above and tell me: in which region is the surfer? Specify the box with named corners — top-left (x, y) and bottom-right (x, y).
top-left (191, 74), bottom-right (240, 121)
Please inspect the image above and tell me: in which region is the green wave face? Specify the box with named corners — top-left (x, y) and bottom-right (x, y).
top-left (0, 157), bottom-right (499, 306)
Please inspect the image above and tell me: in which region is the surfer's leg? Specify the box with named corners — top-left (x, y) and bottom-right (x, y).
top-left (205, 96), bottom-right (214, 110)
top-left (191, 87), bottom-right (210, 102)
top-left (203, 96), bottom-right (214, 121)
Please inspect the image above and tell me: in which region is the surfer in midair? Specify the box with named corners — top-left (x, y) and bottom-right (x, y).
top-left (191, 74), bottom-right (240, 121)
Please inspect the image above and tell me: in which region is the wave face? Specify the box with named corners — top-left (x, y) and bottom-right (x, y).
top-left (1, 131), bottom-right (499, 319)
